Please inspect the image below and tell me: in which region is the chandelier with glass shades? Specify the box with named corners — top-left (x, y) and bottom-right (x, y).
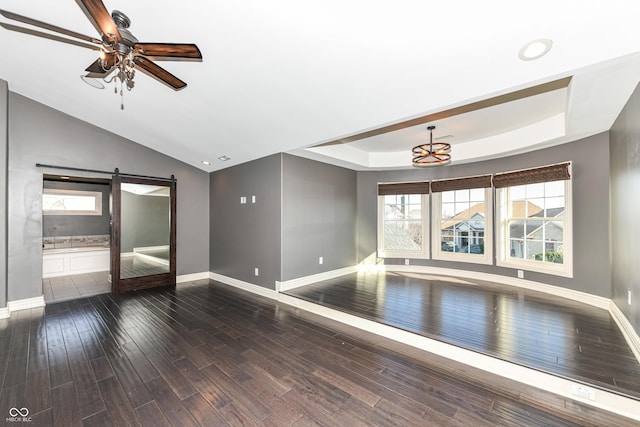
top-left (412, 125), bottom-right (451, 166)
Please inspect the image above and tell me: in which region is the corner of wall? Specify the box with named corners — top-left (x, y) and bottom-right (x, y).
top-left (0, 79), bottom-right (8, 309)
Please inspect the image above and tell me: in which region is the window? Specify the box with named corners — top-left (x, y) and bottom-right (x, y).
top-left (431, 175), bottom-right (493, 264)
top-left (43, 189), bottom-right (103, 216)
top-left (377, 182), bottom-right (429, 259)
top-left (495, 163), bottom-right (572, 276)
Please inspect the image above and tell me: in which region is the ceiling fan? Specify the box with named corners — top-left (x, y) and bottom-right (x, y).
top-left (0, 0), bottom-right (202, 108)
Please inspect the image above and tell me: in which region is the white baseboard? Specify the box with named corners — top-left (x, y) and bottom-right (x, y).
top-left (133, 245), bottom-right (169, 253)
top-left (135, 252), bottom-right (170, 266)
top-left (209, 272), bottom-right (278, 299)
top-left (610, 301), bottom-right (640, 364)
top-left (276, 293), bottom-right (640, 421)
top-left (276, 266), bottom-right (358, 292)
top-left (0, 307), bottom-right (9, 319)
top-left (7, 296), bottom-right (46, 313)
top-left (177, 272), bottom-right (210, 284)
top-left (384, 264), bottom-right (611, 310)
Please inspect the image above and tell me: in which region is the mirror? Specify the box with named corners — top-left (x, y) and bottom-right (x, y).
top-left (120, 183), bottom-right (170, 278)
top-left (111, 175), bottom-right (176, 292)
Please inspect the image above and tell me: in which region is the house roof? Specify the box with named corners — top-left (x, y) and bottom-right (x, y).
top-left (382, 222), bottom-right (421, 251)
top-left (441, 203), bottom-right (487, 231)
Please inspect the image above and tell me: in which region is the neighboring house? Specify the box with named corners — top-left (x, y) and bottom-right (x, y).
top-left (508, 205), bottom-right (565, 260)
top-left (440, 203), bottom-right (487, 253)
top-left (440, 201), bottom-right (564, 258)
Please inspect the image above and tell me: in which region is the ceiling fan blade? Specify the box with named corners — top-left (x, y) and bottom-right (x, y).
top-left (133, 43), bottom-right (202, 61)
top-left (133, 57), bottom-right (187, 91)
top-left (75, 0), bottom-right (121, 43)
top-left (84, 52), bottom-right (116, 76)
top-left (0, 9), bottom-right (101, 44)
top-left (0, 22), bottom-right (100, 51)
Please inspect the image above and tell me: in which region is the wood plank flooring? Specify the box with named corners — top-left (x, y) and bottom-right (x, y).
top-left (0, 279), bottom-right (637, 426)
top-left (284, 271), bottom-right (640, 401)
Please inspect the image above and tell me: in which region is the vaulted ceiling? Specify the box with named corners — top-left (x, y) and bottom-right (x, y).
top-left (2, 1), bottom-right (640, 171)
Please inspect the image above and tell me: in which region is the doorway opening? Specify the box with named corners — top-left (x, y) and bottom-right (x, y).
top-left (41, 174), bottom-right (112, 303)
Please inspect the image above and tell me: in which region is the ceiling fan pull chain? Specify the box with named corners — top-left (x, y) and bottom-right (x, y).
top-left (120, 79), bottom-right (125, 110)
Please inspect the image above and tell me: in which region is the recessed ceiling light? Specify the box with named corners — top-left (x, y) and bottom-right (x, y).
top-left (201, 160), bottom-right (211, 165)
top-left (218, 155), bottom-right (231, 162)
top-left (80, 75), bottom-right (105, 89)
top-left (518, 38), bottom-right (553, 61)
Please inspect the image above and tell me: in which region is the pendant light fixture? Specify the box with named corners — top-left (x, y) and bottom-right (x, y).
top-left (412, 125), bottom-right (451, 166)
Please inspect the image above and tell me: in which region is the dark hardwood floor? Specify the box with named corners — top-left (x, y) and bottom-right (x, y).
top-left (284, 271), bottom-right (640, 401)
top-left (0, 279), bottom-right (637, 426)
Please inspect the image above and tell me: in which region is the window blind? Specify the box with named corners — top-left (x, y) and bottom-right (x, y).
top-left (430, 175), bottom-right (492, 193)
top-left (378, 181), bottom-right (429, 196)
top-left (493, 163), bottom-right (570, 188)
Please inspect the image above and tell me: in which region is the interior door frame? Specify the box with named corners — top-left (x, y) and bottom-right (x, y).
top-left (111, 174), bottom-right (177, 293)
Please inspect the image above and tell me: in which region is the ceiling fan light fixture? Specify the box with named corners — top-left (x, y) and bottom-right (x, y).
top-left (80, 75), bottom-right (105, 89)
top-left (412, 125), bottom-right (451, 167)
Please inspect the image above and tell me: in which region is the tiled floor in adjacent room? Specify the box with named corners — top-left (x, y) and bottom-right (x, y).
top-left (42, 271), bottom-right (111, 303)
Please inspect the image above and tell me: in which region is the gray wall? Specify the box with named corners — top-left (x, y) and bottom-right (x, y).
top-left (0, 79), bottom-right (7, 308)
top-left (357, 133), bottom-right (611, 298)
top-left (210, 153), bottom-right (358, 288)
top-left (210, 154), bottom-right (282, 289)
top-left (281, 154), bottom-right (357, 281)
top-left (121, 191), bottom-right (170, 253)
top-left (610, 82), bottom-right (640, 333)
top-left (7, 93), bottom-right (209, 302)
top-left (42, 180), bottom-right (110, 238)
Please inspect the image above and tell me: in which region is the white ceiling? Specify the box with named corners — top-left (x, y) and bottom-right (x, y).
top-left (2, 1), bottom-right (640, 172)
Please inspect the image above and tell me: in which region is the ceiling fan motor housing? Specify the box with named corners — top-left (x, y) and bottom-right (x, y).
top-left (108, 10), bottom-right (138, 55)
top-left (111, 10), bottom-right (130, 29)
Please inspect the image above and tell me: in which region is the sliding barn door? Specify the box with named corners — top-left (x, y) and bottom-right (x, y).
top-left (111, 175), bottom-right (176, 293)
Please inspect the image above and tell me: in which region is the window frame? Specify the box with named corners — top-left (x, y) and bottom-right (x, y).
top-left (431, 187), bottom-right (493, 265)
top-left (42, 188), bottom-right (103, 216)
top-left (495, 178), bottom-right (573, 277)
top-left (377, 193), bottom-right (429, 259)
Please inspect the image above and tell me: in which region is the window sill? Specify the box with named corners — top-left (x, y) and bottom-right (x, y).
top-left (377, 250), bottom-right (428, 260)
top-left (432, 251), bottom-right (493, 265)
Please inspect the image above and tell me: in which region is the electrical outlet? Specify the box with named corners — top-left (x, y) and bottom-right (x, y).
top-left (240, 196), bottom-right (246, 204)
top-left (254, 267), bottom-right (259, 276)
top-left (319, 256), bottom-right (323, 265)
top-left (517, 270), bottom-right (524, 279)
top-left (571, 384), bottom-right (596, 401)
top-left (251, 195), bottom-right (256, 203)
top-left (405, 258), bottom-right (410, 266)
